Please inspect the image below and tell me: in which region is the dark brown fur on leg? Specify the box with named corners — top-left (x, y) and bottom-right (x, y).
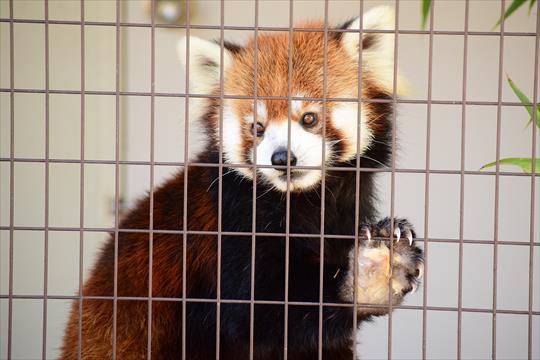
top-left (60, 167), bottom-right (217, 359)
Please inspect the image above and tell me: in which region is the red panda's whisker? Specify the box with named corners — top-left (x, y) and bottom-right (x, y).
top-left (206, 168), bottom-right (237, 192)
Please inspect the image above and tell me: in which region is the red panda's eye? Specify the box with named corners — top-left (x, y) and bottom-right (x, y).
top-left (301, 112), bottom-right (318, 128)
top-left (251, 122), bottom-right (265, 137)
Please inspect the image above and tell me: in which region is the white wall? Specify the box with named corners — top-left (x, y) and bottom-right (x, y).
top-left (1, 1), bottom-right (120, 358)
top-left (1, 0), bottom-right (539, 359)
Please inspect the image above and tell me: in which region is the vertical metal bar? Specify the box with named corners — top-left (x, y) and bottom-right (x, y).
top-left (7, 0), bottom-right (14, 357)
top-left (422, 1), bottom-right (435, 359)
top-left (147, 0), bottom-right (156, 358)
top-left (42, 0), bottom-right (50, 357)
top-left (457, 1), bottom-right (470, 358)
top-left (112, 0), bottom-right (121, 358)
top-left (318, 1), bottom-right (329, 358)
top-left (284, 0), bottom-right (294, 357)
top-left (216, 0), bottom-right (226, 357)
top-left (352, 1), bottom-right (365, 359)
top-left (249, 0), bottom-right (260, 358)
top-left (77, 1), bottom-right (85, 358)
top-left (181, 0), bottom-right (190, 357)
top-left (527, 1), bottom-right (539, 358)
top-left (387, 1), bottom-right (401, 358)
top-left (492, 1), bottom-right (507, 358)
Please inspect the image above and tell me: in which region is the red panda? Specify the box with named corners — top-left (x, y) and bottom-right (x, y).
top-left (61, 6), bottom-right (423, 359)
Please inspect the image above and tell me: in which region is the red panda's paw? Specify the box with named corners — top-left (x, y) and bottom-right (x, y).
top-left (339, 218), bottom-right (423, 317)
top-left (364, 217), bottom-right (416, 246)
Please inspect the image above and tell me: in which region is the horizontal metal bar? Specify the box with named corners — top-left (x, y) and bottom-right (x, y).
top-left (0, 157), bottom-right (537, 177)
top-left (1, 225), bottom-right (538, 247)
top-left (1, 294), bottom-right (538, 316)
top-left (1, 87), bottom-right (539, 107)
top-left (0, 17), bottom-right (537, 37)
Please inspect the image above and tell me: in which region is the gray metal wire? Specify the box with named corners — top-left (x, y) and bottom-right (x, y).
top-left (2, 1), bottom-right (539, 359)
top-left (457, 1), bottom-right (470, 358)
top-left (491, 1), bottom-right (507, 358)
top-left (527, 1), bottom-right (540, 359)
top-left (421, 0), bottom-right (435, 357)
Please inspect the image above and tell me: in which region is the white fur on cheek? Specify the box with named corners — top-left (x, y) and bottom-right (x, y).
top-left (331, 103), bottom-right (373, 160)
top-left (222, 106), bottom-right (253, 179)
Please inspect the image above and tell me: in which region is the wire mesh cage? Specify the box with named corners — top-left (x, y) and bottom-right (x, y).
top-left (0, 0), bottom-right (539, 359)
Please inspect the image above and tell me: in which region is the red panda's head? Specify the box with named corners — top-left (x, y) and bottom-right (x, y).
top-left (179, 6), bottom-right (405, 192)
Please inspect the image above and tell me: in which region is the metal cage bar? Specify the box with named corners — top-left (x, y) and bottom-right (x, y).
top-left (41, 0), bottom-right (51, 357)
top-left (2, 1), bottom-right (539, 359)
top-left (181, 1), bottom-right (191, 359)
top-left (3, 87), bottom-right (539, 106)
top-left (110, 1), bottom-right (121, 358)
top-left (421, 0), bottom-right (436, 357)
top-left (317, 1), bottom-right (329, 358)
top-left (284, 0), bottom-right (293, 358)
top-left (7, 0), bottom-right (15, 357)
top-left (492, 1), bottom-right (507, 358)
top-left (248, 1), bottom-right (260, 358)
top-left (77, 0), bottom-right (86, 357)
top-left (386, 1), bottom-right (401, 357)
top-left (1, 293), bottom-right (539, 314)
top-left (0, 227), bottom-right (537, 246)
top-left (457, 1), bottom-right (470, 358)
top-left (527, 1), bottom-right (540, 358)
top-left (147, 0), bottom-right (156, 357)
top-left (352, 1), bottom-right (366, 359)
top-left (1, 17), bottom-right (539, 37)
top-left (215, 0), bottom-right (225, 357)
top-left (3, 157), bottom-right (540, 177)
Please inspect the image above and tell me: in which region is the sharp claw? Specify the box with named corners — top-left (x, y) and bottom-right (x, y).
top-left (407, 232), bottom-right (413, 246)
top-left (394, 227), bottom-right (401, 243)
top-left (411, 283), bottom-right (418, 294)
top-left (360, 226), bottom-right (371, 242)
top-left (417, 263), bottom-right (424, 280)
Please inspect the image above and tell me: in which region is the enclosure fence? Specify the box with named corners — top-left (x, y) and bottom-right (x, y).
top-left (0, 0), bottom-right (539, 359)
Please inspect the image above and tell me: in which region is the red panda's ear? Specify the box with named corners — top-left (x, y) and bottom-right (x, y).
top-left (178, 36), bottom-right (232, 95)
top-left (341, 6), bottom-right (407, 95)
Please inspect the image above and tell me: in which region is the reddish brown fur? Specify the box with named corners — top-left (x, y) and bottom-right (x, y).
top-left (61, 166), bottom-right (217, 359)
top-left (223, 25), bottom-right (390, 166)
top-left (226, 23), bottom-right (360, 100)
top-left (61, 20), bottom-right (397, 359)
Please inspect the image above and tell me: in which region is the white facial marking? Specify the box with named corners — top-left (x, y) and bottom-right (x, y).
top-left (224, 102), bottom-right (365, 192)
top-left (292, 93), bottom-right (306, 113)
top-left (222, 105), bottom-right (245, 168)
top-left (331, 102), bottom-right (373, 160)
top-left (255, 100), bottom-right (267, 120)
top-left (254, 121), bottom-right (329, 191)
top-left (245, 101), bottom-right (268, 125)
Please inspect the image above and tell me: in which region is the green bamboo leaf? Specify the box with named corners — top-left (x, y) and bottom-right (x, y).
top-left (528, 0), bottom-right (537, 15)
top-left (421, 0), bottom-right (431, 30)
top-left (480, 158), bottom-right (540, 173)
top-left (507, 76), bottom-right (533, 117)
top-left (507, 75), bottom-right (540, 128)
top-left (525, 106), bottom-right (540, 128)
top-left (493, 0), bottom-right (528, 29)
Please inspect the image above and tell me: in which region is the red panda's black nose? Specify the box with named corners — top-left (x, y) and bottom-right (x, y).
top-left (271, 148), bottom-right (297, 168)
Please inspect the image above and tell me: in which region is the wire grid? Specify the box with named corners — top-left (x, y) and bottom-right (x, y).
top-left (1, 0), bottom-right (539, 359)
